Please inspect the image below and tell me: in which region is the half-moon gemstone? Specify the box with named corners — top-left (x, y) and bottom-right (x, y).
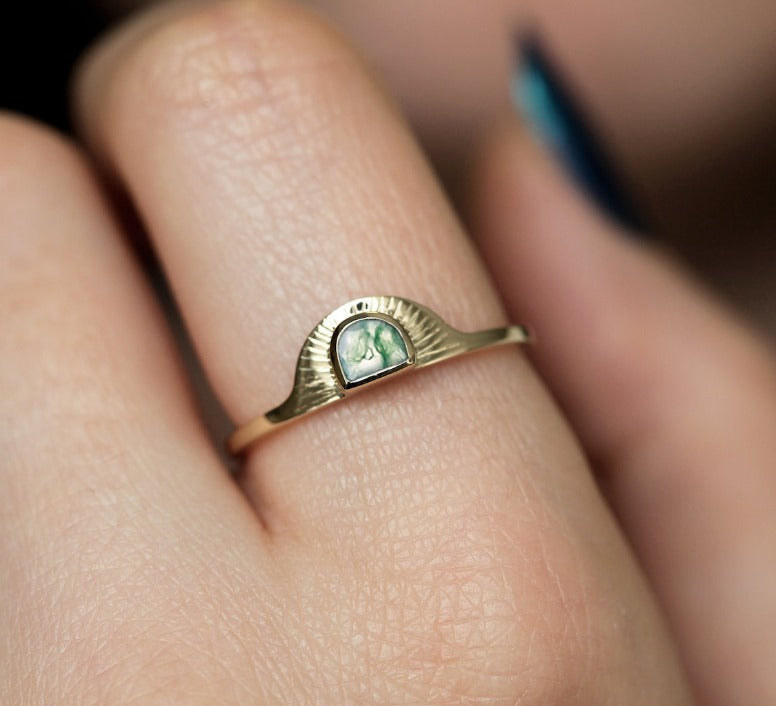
top-left (335, 317), bottom-right (409, 386)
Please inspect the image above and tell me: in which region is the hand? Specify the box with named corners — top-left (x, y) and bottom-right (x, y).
top-left (2, 1), bottom-right (775, 704)
top-left (93, 0), bottom-right (776, 335)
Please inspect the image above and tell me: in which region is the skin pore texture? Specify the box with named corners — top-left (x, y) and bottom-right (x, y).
top-left (1, 0), bottom-right (776, 704)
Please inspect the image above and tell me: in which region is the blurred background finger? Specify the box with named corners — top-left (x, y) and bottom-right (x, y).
top-left (470, 116), bottom-right (776, 705)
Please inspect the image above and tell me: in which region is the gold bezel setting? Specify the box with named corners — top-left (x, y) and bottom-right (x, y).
top-left (330, 312), bottom-right (416, 390)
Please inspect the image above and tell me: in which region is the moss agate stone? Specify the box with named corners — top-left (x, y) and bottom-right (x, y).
top-left (335, 317), bottom-right (409, 385)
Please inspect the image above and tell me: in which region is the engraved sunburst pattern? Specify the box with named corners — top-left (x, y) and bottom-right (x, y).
top-left (269, 295), bottom-right (529, 421)
top-left (227, 295), bottom-right (531, 454)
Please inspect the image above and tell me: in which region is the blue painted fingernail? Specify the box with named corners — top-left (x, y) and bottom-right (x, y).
top-left (511, 34), bottom-right (645, 232)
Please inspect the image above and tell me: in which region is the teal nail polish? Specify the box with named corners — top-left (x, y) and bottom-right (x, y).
top-left (512, 35), bottom-right (645, 232)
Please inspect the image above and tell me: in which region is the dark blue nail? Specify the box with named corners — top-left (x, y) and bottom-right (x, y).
top-left (511, 35), bottom-right (645, 232)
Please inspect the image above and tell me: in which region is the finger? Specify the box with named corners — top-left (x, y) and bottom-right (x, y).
top-left (75, 1), bottom-right (691, 702)
top-left (0, 115), bottom-right (279, 703)
top-left (470, 121), bottom-right (776, 705)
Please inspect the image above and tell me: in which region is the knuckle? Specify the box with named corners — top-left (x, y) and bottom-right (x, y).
top-left (342, 505), bottom-right (609, 704)
top-left (115, 0), bottom-right (360, 139)
top-left (283, 382), bottom-right (630, 702)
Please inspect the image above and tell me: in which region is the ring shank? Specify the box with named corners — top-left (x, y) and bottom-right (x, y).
top-left (227, 415), bottom-right (278, 455)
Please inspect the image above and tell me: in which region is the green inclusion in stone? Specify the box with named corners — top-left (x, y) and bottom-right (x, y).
top-left (335, 317), bottom-right (409, 385)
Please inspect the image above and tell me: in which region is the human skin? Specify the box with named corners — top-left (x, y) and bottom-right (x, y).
top-left (98, 0), bottom-right (776, 333)
top-left (294, 0), bottom-right (776, 336)
top-left (1, 0), bottom-right (776, 703)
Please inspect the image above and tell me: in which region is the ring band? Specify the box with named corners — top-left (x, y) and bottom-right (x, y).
top-left (227, 295), bottom-right (532, 455)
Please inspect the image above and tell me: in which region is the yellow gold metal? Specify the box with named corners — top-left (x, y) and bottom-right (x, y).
top-left (227, 295), bottom-right (532, 455)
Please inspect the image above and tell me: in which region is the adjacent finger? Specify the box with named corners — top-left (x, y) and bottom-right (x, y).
top-left (0, 115), bottom-right (281, 703)
top-left (75, 1), bottom-right (691, 702)
top-left (471, 121), bottom-right (776, 705)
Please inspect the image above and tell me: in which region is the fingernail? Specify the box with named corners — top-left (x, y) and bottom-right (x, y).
top-left (511, 34), bottom-right (645, 232)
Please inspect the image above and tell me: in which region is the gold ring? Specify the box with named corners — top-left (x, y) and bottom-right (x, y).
top-left (227, 295), bottom-right (533, 455)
